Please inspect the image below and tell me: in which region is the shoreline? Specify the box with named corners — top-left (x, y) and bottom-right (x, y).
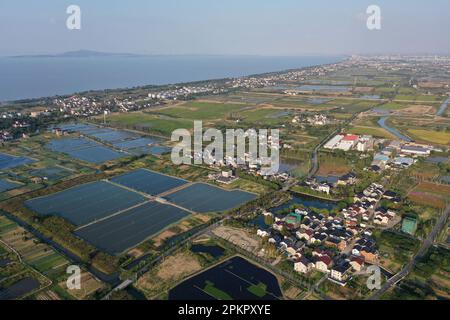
top-left (0, 55), bottom-right (347, 104)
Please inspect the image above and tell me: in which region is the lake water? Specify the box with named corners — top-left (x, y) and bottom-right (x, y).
top-left (270, 192), bottom-right (337, 212)
top-left (0, 55), bottom-right (344, 102)
top-left (190, 244), bottom-right (225, 258)
top-left (169, 256), bottom-right (282, 300)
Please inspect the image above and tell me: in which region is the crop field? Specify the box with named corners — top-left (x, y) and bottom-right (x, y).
top-left (103, 112), bottom-right (194, 137)
top-left (47, 137), bottom-right (125, 164)
top-left (0, 179), bottom-right (21, 193)
top-left (408, 182), bottom-right (450, 209)
top-left (347, 126), bottom-right (395, 139)
top-left (0, 152), bottom-right (34, 170)
top-left (166, 183), bottom-right (257, 213)
top-left (154, 101), bottom-right (248, 120)
top-left (407, 129), bottom-right (450, 146)
top-left (25, 181), bottom-right (147, 226)
top-left (168, 256), bottom-right (282, 300)
top-left (111, 169), bottom-right (188, 196)
top-left (75, 201), bottom-right (191, 254)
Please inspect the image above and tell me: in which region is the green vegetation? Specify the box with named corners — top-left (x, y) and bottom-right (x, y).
top-left (203, 280), bottom-right (233, 300)
top-left (247, 282), bottom-right (268, 297)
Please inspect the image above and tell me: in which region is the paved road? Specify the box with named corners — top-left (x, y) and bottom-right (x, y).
top-left (369, 203), bottom-right (450, 300)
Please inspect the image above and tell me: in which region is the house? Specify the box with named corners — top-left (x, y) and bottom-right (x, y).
top-left (296, 229), bottom-right (313, 241)
top-left (337, 173), bottom-right (357, 186)
top-left (284, 212), bottom-right (303, 228)
top-left (257, 229), bottom-right (270, 238)
top-left (330, 262), bottom-right (352, 284)
top-left (350, 256), bottom-right (365, 272)
top-left (294, 257), bottom-right (314, 274)
top-left (315, 255), bottom-right (333, 273)
top-left (273, 221), bottom-right (284, 231)
top-left (360, 247), bottom-right (378, 263)
top-left (383, 190), bottom-right (398, 200)
top-left (310, 232), bottom-right (327, 244)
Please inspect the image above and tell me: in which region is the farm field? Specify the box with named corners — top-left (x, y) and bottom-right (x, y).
top-left (102, 112), bottom-right (194, 137)
top-left (166, 183), bottom-right (257, 213)
top-left (347, 126), bottom-right (395, 139)
top-left (168, 256), bottom-right (282, 300)
top-left (407, 129), bottom-right (450, 146)
top-left (408, 182), bottom-right (450, 209)
top-left (111, 169), bottom-right (188, 196)
top-left (25, 181), bottom-right (147, 225)
top-left (75, 201), bottom-right (191, 254)
top-left (153, 101), bottom-right (249, 120)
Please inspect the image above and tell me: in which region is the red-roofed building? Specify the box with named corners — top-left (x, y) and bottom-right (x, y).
top-left (343, 134), bottom-right (359, 141)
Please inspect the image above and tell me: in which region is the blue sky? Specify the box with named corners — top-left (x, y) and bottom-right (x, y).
top-left (0, 0), bottom-right (449, 56)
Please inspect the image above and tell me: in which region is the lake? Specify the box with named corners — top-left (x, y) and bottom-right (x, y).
top-left (270, 192), bottom-right (337, 212)
top-left (0, 55), bottom-right (344, 102)
top-left (191, 244), bottom-right (225, 258)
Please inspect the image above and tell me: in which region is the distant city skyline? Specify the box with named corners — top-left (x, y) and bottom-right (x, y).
top-left (1, 0), bottom-right (449, 56)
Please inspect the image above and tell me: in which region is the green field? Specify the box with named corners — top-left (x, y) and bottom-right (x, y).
top-left (347, 126), bottom-right (395, 139)
top-left (105, 113), bottom-right (194, 136)
top-left (247, 282), bottom-right (268, 297)
top-left (407, 129), bottom-right (450, 145)
top-left (154, 102), bottom-right (248, 120)
top-left (203, 280), bottom-right (233, 300)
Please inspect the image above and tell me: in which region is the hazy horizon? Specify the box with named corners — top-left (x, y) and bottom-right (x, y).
top-left (1, 0), bottom-right (449, 57)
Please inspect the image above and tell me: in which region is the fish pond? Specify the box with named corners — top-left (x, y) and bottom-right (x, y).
top-left (166, 183), bottom-right (257, 213)
top-left (169, 256), bottom-right (282, 300)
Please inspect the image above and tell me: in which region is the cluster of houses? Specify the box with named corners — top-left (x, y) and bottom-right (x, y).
top-left (255, 207), bottom-right (376, 286)
top-left (208, 170), bottom-right (239, 185)
top-left (291, 114), bottom-right (330, 126)
top-left (253, 181), bottom-right (404, 285)
top-left (147, 84), bottom-right (224, 100)
top-left (300, 172), bottom-right (357, 195)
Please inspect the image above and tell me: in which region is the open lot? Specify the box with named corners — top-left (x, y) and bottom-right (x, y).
top-left (111, 169), bottom-right (188, 196)
top-left (75, 201), bottom-right (191, 254)
top-left (166, 183), bottom-right (257, 213)
top-left (25, 181), bottom-right (147, 226)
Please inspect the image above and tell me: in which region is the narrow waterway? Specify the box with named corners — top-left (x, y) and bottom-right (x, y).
top-left (377, 117), bottom-right (412, 142)
top-left (437, 95), bottom-right (450, 116)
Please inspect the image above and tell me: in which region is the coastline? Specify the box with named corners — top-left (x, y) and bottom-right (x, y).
top-left (0, 55), bottom-right (347, 104)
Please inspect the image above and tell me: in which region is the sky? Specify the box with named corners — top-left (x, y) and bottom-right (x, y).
top-left (0, 0), bottom-right (449, 56)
